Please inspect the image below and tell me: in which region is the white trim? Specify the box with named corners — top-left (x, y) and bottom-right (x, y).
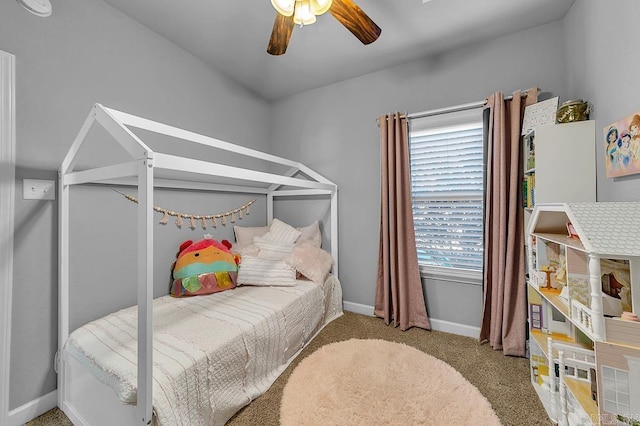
top-left (428, 318), bottom-right (480, 339)
top-left (7, 390), bottom-right (57, 426)
top-left (342, 301), bottom-right (480, 338)
top-left (419, 266), bottom-right (482, 286)
top-left (0, 50), bottom-right (16, 426)
top-left (343, 301), bottom-right (374, 316)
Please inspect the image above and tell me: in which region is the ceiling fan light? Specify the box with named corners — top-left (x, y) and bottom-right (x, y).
top-left (293, 0), bottom-right (316, 26)
top-left (271, 0), bottom-right (295, 17)
top-left (309, 0), bottom-right (332, 16)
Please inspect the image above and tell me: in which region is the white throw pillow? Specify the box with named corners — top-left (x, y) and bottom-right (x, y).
top-left (237, 255), bottom-right (297, 287)
top-left (253, 236), bottom-right (295, 260)
top-left (296, 220), bottom-right (322, 248)
top-left (233, 225), bottom-right (270, 246)
top-left (262, 218), bottom-right (302, 244)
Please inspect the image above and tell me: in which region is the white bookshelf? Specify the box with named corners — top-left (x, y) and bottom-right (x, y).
top-left (522, 121), bottom-right (596, 211)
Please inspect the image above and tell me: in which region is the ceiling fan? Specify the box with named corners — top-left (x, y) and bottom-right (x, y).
top-left (267, 0), bottom-right (381, 55)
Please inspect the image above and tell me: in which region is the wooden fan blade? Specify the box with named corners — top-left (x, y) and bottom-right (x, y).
top-left (267, 14), bottom-right (295, 56)
top-left (329, 0), bottom-right (381, 45)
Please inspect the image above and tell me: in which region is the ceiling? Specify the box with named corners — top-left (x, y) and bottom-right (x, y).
top-left (101, 0), bottom-right (576, 101)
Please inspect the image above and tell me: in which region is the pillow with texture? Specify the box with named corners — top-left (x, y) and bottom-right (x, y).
top-left (233, 225), bottom-right (270, 246)
top-left (296, 220), bottom-right (322, 248)
top-left (262, 218), bottom-right (302, 244)
top-left (286, 241), bottom-right (333, 284)
top-left (235, 244), bottom-right (259, 257)
top-left (170, 238), bottom-right (240, 297)
top-left (237, 255), bottom-right (297, 287)
top-left (253, 236), bottom-right (294, 260)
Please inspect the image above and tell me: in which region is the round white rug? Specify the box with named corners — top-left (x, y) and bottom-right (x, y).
top-left (280, 338), bottom-right (501, 425)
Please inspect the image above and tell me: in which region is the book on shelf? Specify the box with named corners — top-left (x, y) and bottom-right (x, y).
top-left (522, 174), bottom-right (535, 208)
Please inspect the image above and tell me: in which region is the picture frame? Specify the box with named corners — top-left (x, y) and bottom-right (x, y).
top-left (603, 110), bottom-right (640, 178)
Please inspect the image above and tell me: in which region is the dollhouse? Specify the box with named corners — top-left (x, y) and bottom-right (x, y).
top-left (526, 202), bottom-right (640, 426)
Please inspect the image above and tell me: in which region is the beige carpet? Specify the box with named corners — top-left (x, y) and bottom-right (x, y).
top-left (280, 338), bottom-right (501, 426)
top-left (28, 312), bottom-right (552, 426)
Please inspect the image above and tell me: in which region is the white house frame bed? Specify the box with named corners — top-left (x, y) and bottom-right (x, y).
top-left (58, 104), bottom-right (340, 425)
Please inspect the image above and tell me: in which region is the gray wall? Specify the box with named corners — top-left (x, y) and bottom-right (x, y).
top-left (563, 0), bottom-right (640, 201)
top-left (1, 0), bottom-right (271, 409)
top-left (7, 0), bottom-right (640, 413)
top-left (270, 21), bottom-right (569, 328)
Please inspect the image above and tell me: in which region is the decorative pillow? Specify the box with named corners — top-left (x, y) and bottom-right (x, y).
top-left (262, 218), bottom-right (302, 244)
top-left (296, 220), bottom-right (322, 248)
top-left (234, 243), bottom-right (260, 257)
top-left (253, 236), bottom-right (295, 260)
top-left (170, 238), bottom-right (241, 297)
top-left (286, 241), bottom-right (333, 284)
top-left (237, 255), bottom-right (297, 287)
top-left (233, 225), bottom-right (270, 246)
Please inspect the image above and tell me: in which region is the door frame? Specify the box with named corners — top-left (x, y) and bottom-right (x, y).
top-left (0, 49), bottom-right (16, 425)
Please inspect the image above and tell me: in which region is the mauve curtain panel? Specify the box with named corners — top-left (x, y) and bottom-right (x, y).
top-left (480, 88), bottom-right (538, 356)
top-left (374, 112), bottom-right (430, 331)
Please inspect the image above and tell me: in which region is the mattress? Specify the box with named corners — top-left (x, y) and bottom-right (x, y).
top-left (64, 275), bottom-right (343, 426)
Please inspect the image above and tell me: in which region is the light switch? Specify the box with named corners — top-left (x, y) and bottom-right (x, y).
top-left (23, 179), bottom-right (55, 200)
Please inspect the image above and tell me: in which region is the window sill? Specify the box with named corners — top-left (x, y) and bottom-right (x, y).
top-left (418, 266), bottom-right (482, 286)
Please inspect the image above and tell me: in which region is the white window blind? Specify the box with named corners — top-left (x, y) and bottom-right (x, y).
top-left (409, 108), bottom-right (484, 273)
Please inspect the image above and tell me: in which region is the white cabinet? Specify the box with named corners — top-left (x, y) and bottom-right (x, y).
top-left (523, 121), bottom-right (596, 210)
top-left (526, 202), bottom-right (640, 426)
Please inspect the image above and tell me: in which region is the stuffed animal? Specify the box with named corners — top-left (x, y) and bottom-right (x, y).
top-left (170, 237), bottom-right (241, 297)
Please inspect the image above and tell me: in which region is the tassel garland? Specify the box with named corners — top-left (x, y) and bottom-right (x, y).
top-left (159, 211), bottom-right (169, 225)
top-left (113, 188), bottom-right (256, 231)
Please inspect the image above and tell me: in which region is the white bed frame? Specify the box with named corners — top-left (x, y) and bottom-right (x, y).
top-left (58, 104), bottom-right (339, 425)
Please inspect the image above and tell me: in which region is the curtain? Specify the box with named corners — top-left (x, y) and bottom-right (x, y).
top-left (480, 89), bottom-right (538, 356)
top-left (374, 112), bottom-right (430, 331)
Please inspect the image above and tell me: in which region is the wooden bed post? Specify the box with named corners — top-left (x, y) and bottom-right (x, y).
top-left (57, 170), bottom-right (69, 409)
top-left (331, 189), bottom-right (339, 278)
top-left (267, 193), bottom-right (274, 224)
top-left (137, 155), bottom-right (154, 425)
top-left (58, 106), bottom-right (98, 410)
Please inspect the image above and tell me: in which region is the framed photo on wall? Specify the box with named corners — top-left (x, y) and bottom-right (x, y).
top-left (603, 110), bottom-right (640, 178)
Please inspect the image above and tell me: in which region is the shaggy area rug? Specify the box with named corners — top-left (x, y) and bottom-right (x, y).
top-left (280, 338), bottom-right (501, 426)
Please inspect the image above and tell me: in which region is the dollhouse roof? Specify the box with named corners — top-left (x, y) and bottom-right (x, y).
top-left (528, 202), bottom-right (640, 257)
top-left (566, 202), bottom-right (640, 256)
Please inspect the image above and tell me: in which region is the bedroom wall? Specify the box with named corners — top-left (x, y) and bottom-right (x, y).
top-left (563, 0), bottom-right (640, 201)
top-left (270, 21), bottom-right (569, 332)
top-left (1, 0), bottom-right (271, 411)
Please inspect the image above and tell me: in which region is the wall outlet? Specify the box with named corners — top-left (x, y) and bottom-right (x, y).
top-left (23, 179), bottom-right (55, 200)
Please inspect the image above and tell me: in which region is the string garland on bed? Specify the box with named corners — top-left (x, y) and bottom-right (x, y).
top-left (109, 187), bottom-right (256, 230)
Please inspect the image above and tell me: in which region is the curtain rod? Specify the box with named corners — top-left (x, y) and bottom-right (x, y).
top-left (377, 92), bottom-right (529, 125)
top-left (407, 92), bottom-right (528, 121)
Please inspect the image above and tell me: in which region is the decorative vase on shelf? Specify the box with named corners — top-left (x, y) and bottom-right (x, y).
top-left (556, 100), bottom-right (590, 123)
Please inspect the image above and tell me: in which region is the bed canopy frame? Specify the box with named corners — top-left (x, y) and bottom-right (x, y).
top-left (58, 103), bottom-right (338, 425)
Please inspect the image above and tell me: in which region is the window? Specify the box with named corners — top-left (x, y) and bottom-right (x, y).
top-left (601, 366), bottom-right (631, 416)
top-left (408, 108), bottom-right (484, 276)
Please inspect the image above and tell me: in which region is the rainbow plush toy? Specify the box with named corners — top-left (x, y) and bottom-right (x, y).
top-left (170, 238), bottom-right (241, 297)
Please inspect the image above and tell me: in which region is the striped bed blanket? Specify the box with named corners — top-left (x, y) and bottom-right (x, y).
top-left (64, 275), bottom-right (343, 425)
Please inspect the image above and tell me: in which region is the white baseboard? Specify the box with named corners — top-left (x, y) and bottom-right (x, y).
top-left (343, 301), bottom-right (374, 316)
top-left (8, 390), bottom-right (57, 426)
top-left (428, 318), bottom-right (480, 339)
top-left (343, 301), bottom-right (480, 338)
